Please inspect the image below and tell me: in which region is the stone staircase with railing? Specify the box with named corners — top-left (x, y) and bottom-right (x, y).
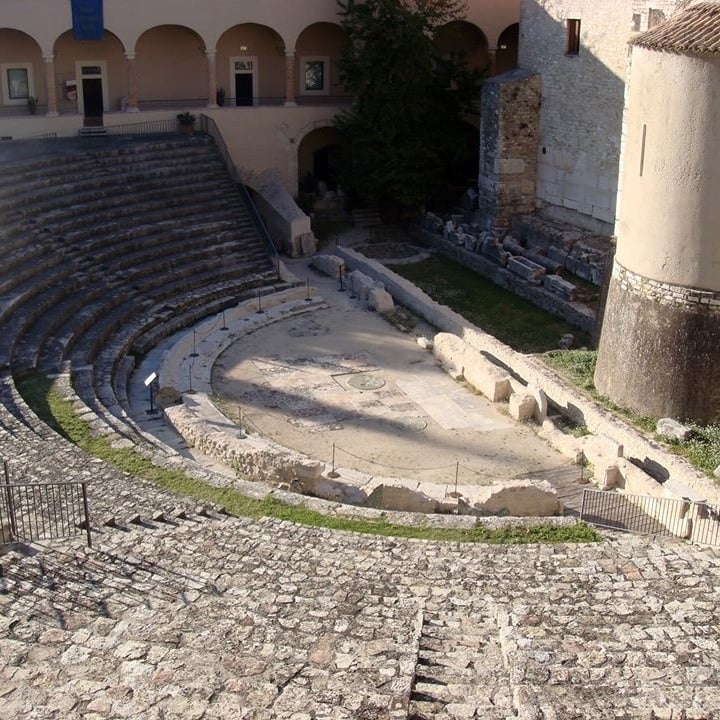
top-left (0, 134), bottom-right (293, 533)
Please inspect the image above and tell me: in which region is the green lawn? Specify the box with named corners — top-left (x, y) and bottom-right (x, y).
top-left (388, 255), bottom-right (591, 353)
top-left (16, 373), bottom-right (600, 544)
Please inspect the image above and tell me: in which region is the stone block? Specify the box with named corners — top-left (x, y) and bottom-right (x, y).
top-left (311, 253), bottom-right (344, 279)
top-left (481, 240), bottom-right (509, 266)
top-left (527, 384), bottom-right (548, 422)
top-left (369, 287), bottom-right (394, 313)
top-left (547, 246), bottom-right (570, 265)
top-left (463, 354), bottom-right (512, 403)
top-left (507, 256), bottom-right (546, 284)
top-left (544, 274), bottom-right (577, 300)
top-left (299, 232), bottom-right (317, 256)
top-left (502, 236), bottom-right (525, 255)
top-left (599, 465), bottom-right (622, 491)
top-left (509, 393), bottom-right (537, 421)
top-left (526, 250), bottom-right (563, 275)
top-left (656, 418), bottom-right (692, 442)
top-left (433, 332), bottom-right (466, 380)
top-left (464, 479), bottom-right (560, 517)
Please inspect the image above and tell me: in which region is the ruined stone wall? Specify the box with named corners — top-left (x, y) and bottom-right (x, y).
top-left (518, 0), bottom-right (688, 233)
top-left (478, 69), bottom-right (541, 229)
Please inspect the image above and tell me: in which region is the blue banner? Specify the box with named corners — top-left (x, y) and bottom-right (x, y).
top-left (71, 0), bottom-right (104, 41)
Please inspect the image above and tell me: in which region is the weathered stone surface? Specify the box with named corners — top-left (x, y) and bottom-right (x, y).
top-left (368, 287), bottom-right (394, 313)
top-left (311, 253), bottom-right (345, 279)
top-left (509, 392), bottom-right (537, 421)
top-left (656, 418), bottom-right (692, 442)
top-left (544, 274), bottom-right (577, 300)
top-left (458, 479), bottom-right (560, 517)
top-left (507, 256), bottom-right (546, 284)
top-left (433, 333), bottom-right (512, 401)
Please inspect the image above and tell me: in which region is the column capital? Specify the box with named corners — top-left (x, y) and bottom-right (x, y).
top-left (205, 50), bottom-right (216, 59)
top-left (42, 55), bottom-right (55, 64)
top-left (124, 52), bottom-right (136, 61)
top-left (285, 49), bottom-right (296, 57)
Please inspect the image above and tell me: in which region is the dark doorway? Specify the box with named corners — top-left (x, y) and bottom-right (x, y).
top-left (235, 73), bottom-right (253, 106)
top-left (313, 144), bottom-right (341, 190)
top-left (82, 77), bottom-right (103, 125)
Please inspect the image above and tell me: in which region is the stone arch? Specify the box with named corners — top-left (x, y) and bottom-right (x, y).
top-left (52, 29), bottom-right (126, 114)
top-left (135, 25), bottom-right (207, 108)
top-left (434, 20), bottom-right (490, 76)
top-left (294, 22), bottom-right (349, 101)
top-left (216, 24), bottom-right (285, 105)
top-left (297, 125), bottom-right (344, 194)
top-left (495, 23), bottom-right (519, 75)
top-left (0, 29), bottom-right (44, 110)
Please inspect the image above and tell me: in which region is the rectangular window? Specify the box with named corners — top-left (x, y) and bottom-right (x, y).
top-left (632, 14), bottom-right (642, 32)
top-left (1, 63), bottom-right (34, 105)
top-left (566, 19), bottom-right (581, 55)
top-left (648, 9), bottom-right (666, 29)
top-left (7, 68), bottom-right (29, 99)
top-left (299, 56), bottom-right (329, 96)
top-left (305, 61), bottom-right (325, 92)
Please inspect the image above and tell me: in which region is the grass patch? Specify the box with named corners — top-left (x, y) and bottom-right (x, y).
top-left (543, 351), bottom-right (720, 478)
top-left (388, 255), bottom-right (590, 353)
top-left (668, 425), bottom-right (720, 478)
top-left (15, 373), bottom-right (600, 545)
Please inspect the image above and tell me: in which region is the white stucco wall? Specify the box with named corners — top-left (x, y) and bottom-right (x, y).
top-left (616, 47), bottom-right (720, 291)
top-left (518, 0), bottom-right (688, 231)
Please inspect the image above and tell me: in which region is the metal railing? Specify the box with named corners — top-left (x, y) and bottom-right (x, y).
top-left (580, 488), bottom-right (720, 546)
top-left (105, 118), bottom-right (179, 136)
top-left (1, 462), bottom-right (91, 547)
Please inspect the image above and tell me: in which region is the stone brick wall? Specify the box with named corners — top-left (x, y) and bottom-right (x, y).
top-left (478, 69), bottom-right (541, 229)
top-left (613, 262), bottom-right (720, 313)
top-left (518, 0), bottom-right (688, 232)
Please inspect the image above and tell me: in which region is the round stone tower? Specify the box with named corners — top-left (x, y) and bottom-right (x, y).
top-left (594, 2), bottom-right (720, 423)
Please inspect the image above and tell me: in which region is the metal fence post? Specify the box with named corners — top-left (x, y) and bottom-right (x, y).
top-left (3, 460), bottom-right (17, 541)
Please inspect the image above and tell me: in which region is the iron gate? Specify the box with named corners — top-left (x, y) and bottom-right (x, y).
top-left (580, 488), bottom-right (720, 546)
top-left (1, 462), bottom-right (91, 547)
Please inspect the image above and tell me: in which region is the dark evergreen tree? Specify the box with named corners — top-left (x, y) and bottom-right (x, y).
top-left (335, 0), bottom-right (482, 212)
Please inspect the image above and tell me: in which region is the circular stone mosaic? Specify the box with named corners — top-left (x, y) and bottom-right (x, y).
top-left (347, 373), bottom-right (386, 391)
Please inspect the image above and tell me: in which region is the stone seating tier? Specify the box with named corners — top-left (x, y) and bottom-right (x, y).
top-left (0, 160), bottom-right (233, 215)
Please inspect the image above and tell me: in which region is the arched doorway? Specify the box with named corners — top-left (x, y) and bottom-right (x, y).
top-left (216, 24), bottom-right (285, 105)
top-left (434, 21), bottom-right (490, 77)
top-left (297, 125), bottom-right (344, 209)
top-left (495, 24), bottom-right (519, 75)
top-left (295, 22), bottom-right (348, 102)
top-left (0, 29), bottom-right (43, 113)
top-left (53, 29), bottom-right (125, 119)
top-left (135, 25), bottom-right (206, 108)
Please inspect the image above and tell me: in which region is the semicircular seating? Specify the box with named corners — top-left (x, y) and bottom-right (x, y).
top-left (0, 134), bottom-right (293, 522)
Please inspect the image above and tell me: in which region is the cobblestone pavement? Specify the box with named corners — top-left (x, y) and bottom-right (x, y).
top-left (2, 514), bottom-right (720, 720)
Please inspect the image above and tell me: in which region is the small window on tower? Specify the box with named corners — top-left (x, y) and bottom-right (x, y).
top-left (631, 14), bottom-right (642, 32)
top-left (566, 19), bottom-right (581, 55)
top-left (648, 9), bottom-right (666, 29)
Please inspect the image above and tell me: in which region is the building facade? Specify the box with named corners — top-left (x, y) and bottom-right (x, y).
top-left (0, 0), bottom-right (520, 192)
top-left (518, 0), bottom-right (690, 233)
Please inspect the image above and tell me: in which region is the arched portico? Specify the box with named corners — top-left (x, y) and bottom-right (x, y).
top-left (135, 25), bottom-right (207, 109)
top-left (434, 21), bottom-right (490, 77)
top-left (53, 29), bottom-right (126, 120)
top-left (495, 23), bottom-right (519, 75)
top-left (216, 24), bottom-right (285, 106)
top-left (0, 29), bottom-right (44, 113)
top-left (294, 23), bottom-right (348, 104)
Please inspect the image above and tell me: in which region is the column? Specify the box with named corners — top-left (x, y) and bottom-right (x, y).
top-left (206, 51), bottom-right (218, 108)
top-left (487, 48), bottom-right (497, 76)
top-left (125, 53), bottom-right (139, 112)
top-left (43, 55), bottom-right (58, 117)
top-left (284, 50), bottom-right (296, 107)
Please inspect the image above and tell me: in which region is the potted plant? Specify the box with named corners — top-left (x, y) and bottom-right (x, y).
top-left (216, 87), bottom-right (226, 107)
top-left (177, 111), bottom-right (196, 135)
